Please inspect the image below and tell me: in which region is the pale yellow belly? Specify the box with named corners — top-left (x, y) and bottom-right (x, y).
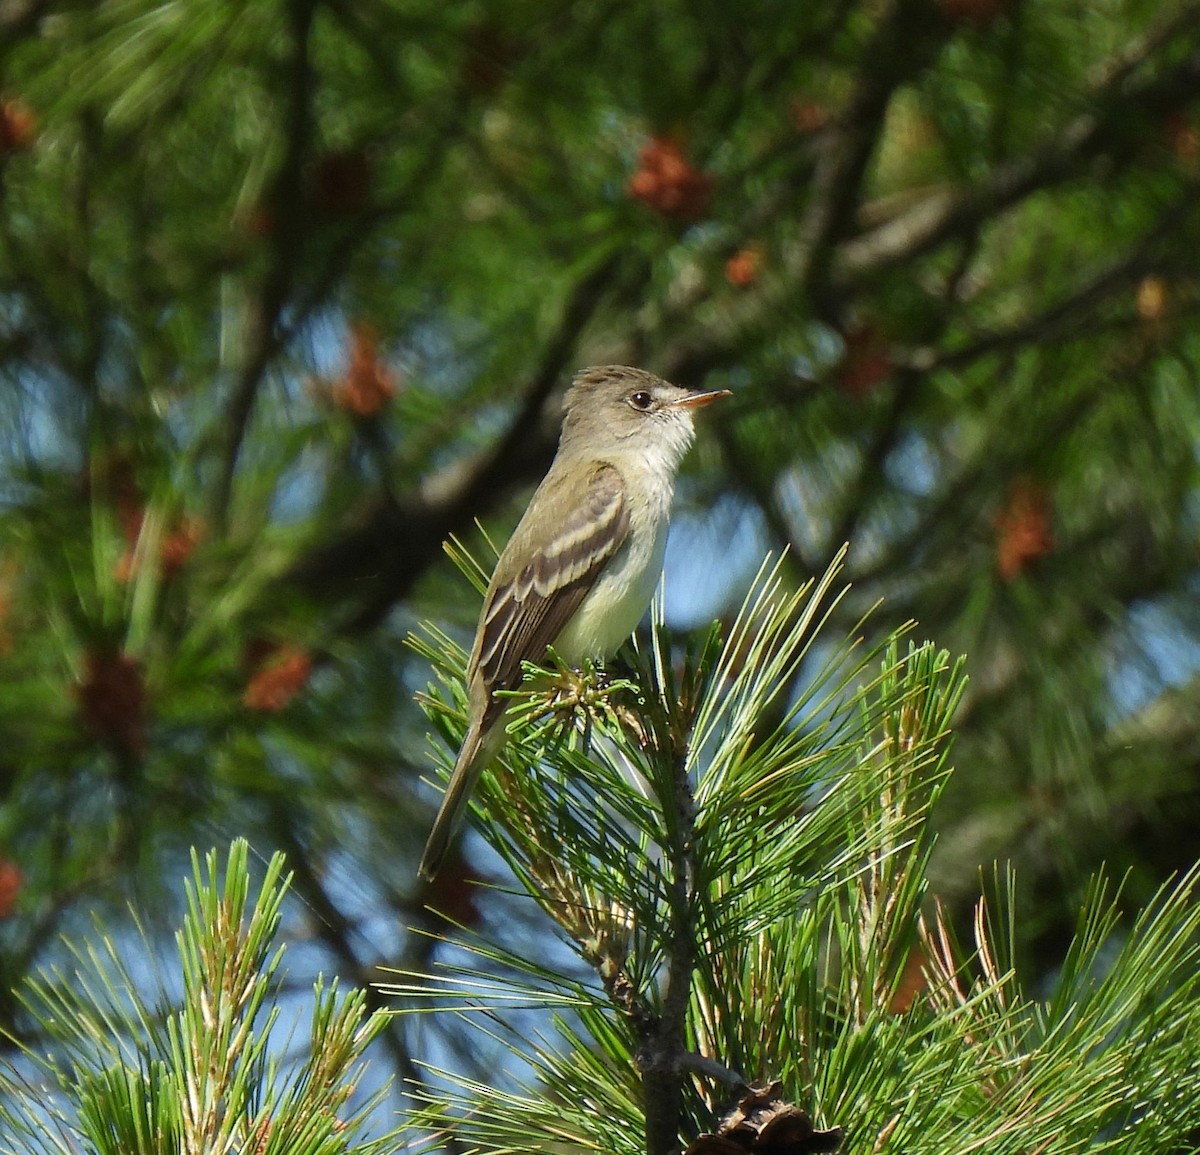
top-left (553, 519), bottom-right (667, 662)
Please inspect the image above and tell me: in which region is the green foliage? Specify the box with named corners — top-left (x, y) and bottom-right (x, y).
top-left (0, 840), bottom-right (396, 1155)
top-left (398, 559), bottom-right (1200, 1154)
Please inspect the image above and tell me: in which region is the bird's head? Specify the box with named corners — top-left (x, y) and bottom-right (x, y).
top-left (561, 365), bottom-right (730, 467)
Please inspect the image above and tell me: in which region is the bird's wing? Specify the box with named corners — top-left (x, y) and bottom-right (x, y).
top-left (473, 462), bottom-right (629, 702)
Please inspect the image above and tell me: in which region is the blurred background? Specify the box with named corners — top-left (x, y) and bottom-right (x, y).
top-left (2, 0), bottom-right (1199, 1112)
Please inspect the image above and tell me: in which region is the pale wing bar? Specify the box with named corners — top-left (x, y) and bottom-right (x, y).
top-left (475, 463), bottom-right (629, 700)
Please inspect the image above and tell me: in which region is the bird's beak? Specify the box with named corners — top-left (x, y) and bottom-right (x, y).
top-left (671, 388), bottom-right (732, 410)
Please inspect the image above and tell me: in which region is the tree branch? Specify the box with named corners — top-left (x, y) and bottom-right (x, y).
top-left (799, 0), bottom-right (952, 308)
top-left (210, 0), bottom-right (318, 532)
top-left (904, 187), bottom-right (1200, 375)
top-left (638, 733), bottom-right (699, 1155)
top-left (287, 249), bottom-right (625, 632)
top-left (835, 23), bottom-right (1200, 287)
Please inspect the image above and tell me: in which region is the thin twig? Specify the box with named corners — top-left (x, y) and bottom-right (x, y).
top-left (676, 1052), bottom-right (748, 1089)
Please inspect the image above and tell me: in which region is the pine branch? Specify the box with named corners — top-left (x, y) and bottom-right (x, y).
top-left (398, 546), bottom-right (1200, 1153)
top-left (835, 21), bottom-right (1200, 286)
top-left (798, 0), bottom-right (951, 307)
top-left (637, 671), bottom-right (700, 1155)
top-left (905, 186), bottom-right (1200, 376)
top-left (286, 249), bottom-right (627, 633)
top-left (210, 0), bottom-right (318, 532)
top-left (0, 840), bottom-right (398, 1155)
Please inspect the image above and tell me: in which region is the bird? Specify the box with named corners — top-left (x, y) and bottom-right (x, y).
top-left (418, 365), bottom-right (730, 880)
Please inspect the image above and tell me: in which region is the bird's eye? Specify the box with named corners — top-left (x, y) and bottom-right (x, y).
top-left (628, 390), bottom-right (654, 411)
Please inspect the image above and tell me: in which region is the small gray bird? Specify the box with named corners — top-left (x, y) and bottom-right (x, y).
top-left (418, 365), bottom-right (729, 880)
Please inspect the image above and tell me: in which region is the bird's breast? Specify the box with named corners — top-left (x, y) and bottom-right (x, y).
top-left (553, 472), bottom-right (672, 663)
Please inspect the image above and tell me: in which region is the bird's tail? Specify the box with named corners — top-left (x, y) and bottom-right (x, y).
top-left (418, 720), bottom-right (496, 881)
